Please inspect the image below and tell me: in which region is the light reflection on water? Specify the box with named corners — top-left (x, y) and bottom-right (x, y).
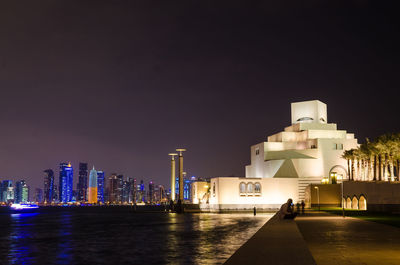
top-left (0, 210), bottom-right (272, 264)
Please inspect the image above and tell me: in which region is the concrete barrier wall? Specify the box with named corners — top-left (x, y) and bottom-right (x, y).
top-left (304, 184), bottom-right (341, 208)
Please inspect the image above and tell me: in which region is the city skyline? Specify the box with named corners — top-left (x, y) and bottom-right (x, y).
top-left (0, 1), bottom-right (399, 191)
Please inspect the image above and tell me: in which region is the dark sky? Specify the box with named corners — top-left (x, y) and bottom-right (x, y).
top-left (0, 1), bottom-right (399, 191)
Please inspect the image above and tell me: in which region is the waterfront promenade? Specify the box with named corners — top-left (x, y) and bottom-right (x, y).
top-left (296, 212), bottom-right (400, 265)
top-left (224, 213), bottom-right (316, 265)
top-left (226, 211), bottom-right (400, 265)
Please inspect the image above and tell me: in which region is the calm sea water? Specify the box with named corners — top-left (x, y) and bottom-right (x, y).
top-left (0, 209), bottom-right (272, 264)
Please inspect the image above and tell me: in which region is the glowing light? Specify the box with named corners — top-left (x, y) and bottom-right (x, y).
top-left (10, 203), bottom-right (39, 210)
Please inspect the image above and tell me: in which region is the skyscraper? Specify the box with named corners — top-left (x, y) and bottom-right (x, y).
top-left (148, 181), bottom-right (155, 204)
top-left (0, 182), bottom-right (3, 202)
top-left (88, 166), bottom-right (98, 204)
top-left (122, 180), bottom-right (129, 203)
top-left (77, 163), bottom-right (88, 202)
top-left (128, 178), bottom-right (136, 204)
top-left (184, 179), bottom-right (192, 201)
top-left (108, 173), bottom-right (118, 203)
top-left (59, 162), bottom-right (73, 203)
top-left (136, 180), bottom-right (146, 203)
top-left (97, 170), bottom-right (105, 203)
top-left (2, 180), bottom-right (13, 203)
top-left (117, 175), bottom-right (124, 203)
top-left (44, 169), bottom-right (54, 203)
top-left (35, 188), bottom-right (43, 203)
top-left (15, 180), bottom-right (29, 203)
top-left (53, 185), bottom-right (59, 203)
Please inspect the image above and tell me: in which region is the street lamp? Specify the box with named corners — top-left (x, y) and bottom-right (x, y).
top-left (314, 186), bottom-right (320, 211)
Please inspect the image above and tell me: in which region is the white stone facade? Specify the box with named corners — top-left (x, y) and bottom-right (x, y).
top-left (206, 100), bottom-right (359, 210)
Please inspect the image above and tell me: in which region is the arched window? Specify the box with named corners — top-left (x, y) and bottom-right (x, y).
top-left (297, 117), bottom-right (314, 122)
top-left (352, 196), bottom-right (358, 210)
top-left (239, 182), bottom-right (246, 194)
top-left (346, 197), bottom-right (351, 209)
top-left (247, 183), bottom-right (254, 193)
top-left (359, 195), bottom-right (367, 211)
top-left (254, 182), bottom-right (261, 193)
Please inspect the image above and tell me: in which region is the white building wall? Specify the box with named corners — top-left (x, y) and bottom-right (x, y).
top-left (208, 177), bottom-right (299, 210)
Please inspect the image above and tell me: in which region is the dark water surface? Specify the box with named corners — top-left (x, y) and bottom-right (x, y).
top-left (0, 209), bottom-right (272, 264)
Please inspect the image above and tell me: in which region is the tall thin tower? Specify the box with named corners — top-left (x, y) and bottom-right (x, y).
top-left (168, 153), bottom-right (177, 201)
top-left (176, 148), bottom-right (186, 201)
top-left (88, 166), bottom-right (98, 204)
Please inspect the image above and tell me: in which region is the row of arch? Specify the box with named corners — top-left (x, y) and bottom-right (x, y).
top-left (343, 195), bottom-right (367, 210)
top-left (239, 182), bottom-right (261, 195)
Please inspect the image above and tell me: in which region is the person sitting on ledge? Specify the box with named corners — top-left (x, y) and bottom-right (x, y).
top-left (279, 198), bottom-right (297, 219)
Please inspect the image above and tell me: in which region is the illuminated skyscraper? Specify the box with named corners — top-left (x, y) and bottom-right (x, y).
top-left (53, 185), bottom-right (59, 202)
top-left (0, 182), bottom-right (3, 202)
top-left (59, 162), bottom-right (73, 203)
top-left (97, 170), bottom-right (105, 203)
top-left (35, 188), bottom-right (43, 203)
top-left (148, 181), bottom-right (155, 204)
top-left (122, 180), bottom-right (129, 203)
top-left (44, 169), bottom-right (54, 203)
top-left (108, 173), bottom-right (118, 203)
top-left (117, 175), bottom-right (124, 203)
top-left (15, 180), bottom-right (29, 203)
top-left (2, 180), bottom-right (13, 203)
top-left (77, 163), bottom-right (88, 202)
top-left (184, 179), bottom-right (192, 201)
top-left (88, 166), bottom-right (98, 204)
top-left (127, 178), bottom-right (136, 204)
top-left (136, 180), bottom-right (146, 203)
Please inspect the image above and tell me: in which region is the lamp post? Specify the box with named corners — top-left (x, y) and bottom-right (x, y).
top-left (341, 178), bottom-right (345, 218)
top-left (314, 186), bottom-right (320, 211)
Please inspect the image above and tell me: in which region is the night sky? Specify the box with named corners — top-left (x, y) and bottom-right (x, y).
top-left (0, 1), bottom-right (399, 191)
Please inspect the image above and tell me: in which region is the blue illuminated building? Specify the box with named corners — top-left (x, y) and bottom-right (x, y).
top-left (59, 162), bottom-right (73, 203)
top-left (183, 179), bottom-right (191, 201)
top-left (97, 170), bottom-right (105, 203)
top-left (175, 177), bottom-right (179, 198)
top-left (44, 169), bottom-right (54, 203)
top-left (148, 181), bottom-right (154, 203)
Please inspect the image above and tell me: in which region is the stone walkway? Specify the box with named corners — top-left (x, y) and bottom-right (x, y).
top-left (296, 212), bottom-right (400, 265)
top-left (224, 214), bottom-right (316, 265)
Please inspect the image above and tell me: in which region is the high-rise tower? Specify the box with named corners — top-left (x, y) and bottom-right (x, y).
top-left (44, 169), bottom-right (54, 203)
top-left (59, 162), bottom-right (73, 203)
top-left (88, 166), bottom-right (98, 204)
top-left (108, 173), bottom-right (118, 203)
top-left (15, 180), bottom-right (28, 203)
top-left (77, 163), bottom-right (88, 202)
top-left (97, 170), bottom-right (105, 203)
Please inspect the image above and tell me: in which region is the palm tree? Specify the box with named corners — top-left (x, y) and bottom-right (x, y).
top-left (342, 133), bottom-right (400, 182)
top-left (342, 149), bottom-right (353, 180)
top-left (375, 134), bottom-right (390, 181)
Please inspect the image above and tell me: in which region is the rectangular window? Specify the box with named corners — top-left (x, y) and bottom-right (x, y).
top-left (255, 148), bottom-right (260, 155)
top-left (333, 143), bottom-right (343, 150)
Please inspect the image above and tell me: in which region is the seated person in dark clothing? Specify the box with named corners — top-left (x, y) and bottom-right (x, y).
top-left (279, 198), bottom-right (297, 219)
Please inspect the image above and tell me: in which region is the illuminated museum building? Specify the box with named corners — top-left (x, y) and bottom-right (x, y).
top-left (203, 100), bottom-right (359, 210)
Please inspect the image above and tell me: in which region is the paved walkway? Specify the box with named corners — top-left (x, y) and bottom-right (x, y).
top-left (224, 214), bottom-right (316, 265)
top-left (296, 212), bottom-right (400, 265)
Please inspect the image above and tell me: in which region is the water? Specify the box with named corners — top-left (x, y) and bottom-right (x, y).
top-left (0, 209), bottom-right (272, 264)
